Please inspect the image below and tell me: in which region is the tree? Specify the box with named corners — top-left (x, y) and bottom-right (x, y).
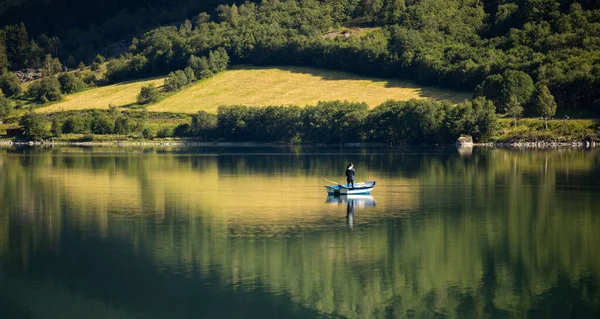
top-left (446, 97), bottom-right (497, 142)
top-left (378, 0), bottom-right (405, 25)
top-left (183, 67), bottom-right (196, 83)
top-left (208, 48), bottom-right (229, 73)
top-left (216, 4), bottom-right (240, 27)
top-left (179, 19), bottom-right (193, 36)
top-left (501, 70), bottom-right (534, 107)
top-left (19, 110), bottom-right (48, 141)
top-left (361, 0), bottom-right (384, 22)
top-left (94, 54), bottom-right (106, 64)
top-left (65, 55), bottom-right (77, 69)
top-left (187, 55), bottom-right (213, 79)
top-left (506, 95), bottom-right (523, 127)
top-left (41, 54), bottom-right (62, 77)
top-left (533, 84), bottom-right (557, 129)
top-left (51, 115), bottom-right (63, 137)
top-left (469, 97), bottom-right (497, 142)
top-left (0, 72), bottom-right (23, 97)
top-left (4, 23), bottom-right (29, 68)
top-left (198, 56), bottom-right (213, 79)
top-left (78, 61), bottom-right (86, 71)
top-left (478, 71), bottom-right (534, 113)
top-left (27, 76), bottom-right (62, 102)
top-left (137, 84), bottom-right (160, 104)
top-left (58, 72), bottom-right (86, 94)
top-left (190, 110), bottom-right (217, 138)
top-left (0, 95), bottom-right (13, 120)
top-left (0, 30), bottom-right (8, 71)
top-left (194, 12), bottom-right (211, 28)
top-left (302, 101), bottom-right (368, 143)
top-left (164, 70), bottom-right (188, 92)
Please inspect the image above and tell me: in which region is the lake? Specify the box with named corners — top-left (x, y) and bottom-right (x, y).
top-left (0, 146), bottom-right (599, 318)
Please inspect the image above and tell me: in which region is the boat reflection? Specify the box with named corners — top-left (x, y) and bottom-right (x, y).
top-left (325, 195), bottom-right (376, 229)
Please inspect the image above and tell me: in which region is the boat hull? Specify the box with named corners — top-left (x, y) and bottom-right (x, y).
top-left (325, 181), bottom-right (376, 195)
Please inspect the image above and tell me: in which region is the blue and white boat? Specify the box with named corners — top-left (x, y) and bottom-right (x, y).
top-left (325, 181), bottom-right (376, 195)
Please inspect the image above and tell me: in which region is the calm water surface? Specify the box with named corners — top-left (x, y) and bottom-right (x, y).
top-left (0, 146), bottom-right (599, 318)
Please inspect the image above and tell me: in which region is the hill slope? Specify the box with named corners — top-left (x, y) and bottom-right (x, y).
top-left (38, 77), bottom-right (164, 113)
top-left (39, 66), bottom-right (470, 114)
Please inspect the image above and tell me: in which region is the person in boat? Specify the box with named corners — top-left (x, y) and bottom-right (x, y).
top-left (345, 162), bottom-right (355, 188)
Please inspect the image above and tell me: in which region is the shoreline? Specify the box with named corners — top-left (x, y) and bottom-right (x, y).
top-left (0, 139), bottom-right (597, 148)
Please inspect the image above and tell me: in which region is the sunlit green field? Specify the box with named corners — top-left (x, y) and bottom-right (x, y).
top-left (38, 77), bottom-right (165, 113)
top-left (38, 66), bottom-right (470, 114)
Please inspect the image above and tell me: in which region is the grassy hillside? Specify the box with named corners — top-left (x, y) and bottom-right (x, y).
top-left (38, 77), bottom-right (165, 113)
top-left (39, 66), bottom-right (470, 114)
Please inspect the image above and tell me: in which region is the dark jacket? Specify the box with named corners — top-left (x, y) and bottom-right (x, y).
top-left (345, 167), bottom-right (355, 179)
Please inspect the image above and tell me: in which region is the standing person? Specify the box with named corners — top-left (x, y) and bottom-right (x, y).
top-left (345, 162), bottom-right (355, 188)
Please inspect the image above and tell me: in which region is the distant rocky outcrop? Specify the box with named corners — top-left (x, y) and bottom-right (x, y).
top-left (13, 68), bottom-right (42, 82)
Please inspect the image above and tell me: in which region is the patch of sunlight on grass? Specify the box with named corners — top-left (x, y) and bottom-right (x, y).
top-left (34, 66), bottom-right (471, 114)
top-left (149, 66), bottom-right (471, 113)
top-left (38, 77), bottom-right (165, 113)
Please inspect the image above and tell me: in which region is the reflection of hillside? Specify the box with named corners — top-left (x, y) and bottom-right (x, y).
top-left (1, 147), bottom-right (600, 318)
top-left (28, 153), bottom-right (419, 227)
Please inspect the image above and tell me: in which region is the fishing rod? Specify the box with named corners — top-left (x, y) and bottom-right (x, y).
top-left (323, 178), bottom-right (341, 185)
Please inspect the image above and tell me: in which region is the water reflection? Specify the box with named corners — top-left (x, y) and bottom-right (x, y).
top-left (0, 146), bottom-right (599, 318)
top-left (325, 195), bottom-right (377, 230)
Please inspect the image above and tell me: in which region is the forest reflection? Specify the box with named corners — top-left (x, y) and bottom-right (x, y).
top-left (0, 146), bottom-right (599, 318)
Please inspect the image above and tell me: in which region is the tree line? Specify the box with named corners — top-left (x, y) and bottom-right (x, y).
top-left (2, 0), bottom-right (599, 119)
top-left (18, 98), bottom-right (496, 144)
top-left (0, 0), bottom-right (236, 68)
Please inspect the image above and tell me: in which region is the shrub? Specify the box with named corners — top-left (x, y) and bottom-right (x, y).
top-left (26, 77), bottom-right (62, 103)
top-left (58, 73), bottom-right (86, 94)
top-left (81, 72), bottom-right (97, 86)
top-left (90, 112), bottom-right (114, 134)
top-left (114, 115), bottom-right (133, 134)
top-left (62, 115), bottom-right (88, 133)
top-left (91, 62), bottom-right (101, 71)
top-left (142, 127), bottom-right (155, 139)
top-left (94, 54), bottom-right (106, 64)
top-left (51, 115), bottom-right (63, 137)
top-left (0, 95), bottom-right (13, 120)
top-left (156, 126), bottom-right (173, 138)
top-left (173, 123), bottom-right (191, 137)
top-left (137, 84), bottom-right (160, 104)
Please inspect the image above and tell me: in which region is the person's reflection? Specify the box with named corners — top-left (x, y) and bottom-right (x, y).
top-left (346, 198), bottom-right (355, 230)
top-left (326, 195), bottom-right (375, 229)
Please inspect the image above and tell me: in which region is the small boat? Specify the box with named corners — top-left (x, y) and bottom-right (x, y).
top-left (325, 181), bottom-right (376, 195)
